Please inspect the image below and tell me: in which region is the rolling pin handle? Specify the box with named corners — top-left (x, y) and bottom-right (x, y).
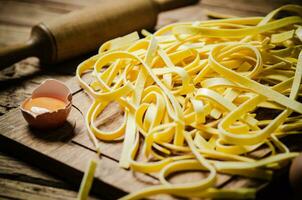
top-left (0, 39), bottom-right (38, 70)
top-left (154, 0), bottom-right (199, 12)
top-left (0, 23), bottom-right (55, 69)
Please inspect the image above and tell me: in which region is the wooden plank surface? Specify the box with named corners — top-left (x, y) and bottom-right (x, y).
top-left (0, 78), bottom-right (249, 199)
top-left (0, 0), bottom-right (301, 199)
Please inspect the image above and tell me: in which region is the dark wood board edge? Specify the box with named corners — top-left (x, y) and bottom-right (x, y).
top-left (0, 133), bottom-right (126, 200)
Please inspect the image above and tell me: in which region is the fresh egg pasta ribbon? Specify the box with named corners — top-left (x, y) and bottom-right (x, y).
top-left (76, 4), bottom-right (302, 200)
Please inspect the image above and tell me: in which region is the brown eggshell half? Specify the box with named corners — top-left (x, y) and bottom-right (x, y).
top-left (20, 79), bottom-right (72, 129)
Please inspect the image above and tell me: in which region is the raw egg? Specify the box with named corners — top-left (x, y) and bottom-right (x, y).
top-left (20, 79), bottom-right (72, 129)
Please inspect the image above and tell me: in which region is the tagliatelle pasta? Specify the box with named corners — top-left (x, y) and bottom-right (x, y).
top-left (76, 4), bottom-right (302, 200)
top-left (77, 159), bottom-right (98, 200)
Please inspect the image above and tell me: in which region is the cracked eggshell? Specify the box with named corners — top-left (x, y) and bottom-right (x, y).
top-left (20, 79), bottom-right (72, 129)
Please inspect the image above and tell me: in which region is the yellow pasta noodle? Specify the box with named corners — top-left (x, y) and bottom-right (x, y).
top-left (76, 4), bottom-right (302, 200)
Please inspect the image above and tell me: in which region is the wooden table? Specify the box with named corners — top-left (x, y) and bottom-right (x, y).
top-left (0, 0), bottom-right (301, 199)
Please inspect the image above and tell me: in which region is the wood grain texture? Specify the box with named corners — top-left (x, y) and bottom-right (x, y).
top-left (0, 95), bottom-right (166, 199)
top-left (0, 76), bottom-right (298, 199)
top-left (0, 80), bottom-right (241, 199)
top-left (0, 178), bottom-right (77, 200)
top-left (0, 0), bottom-right (301, 199)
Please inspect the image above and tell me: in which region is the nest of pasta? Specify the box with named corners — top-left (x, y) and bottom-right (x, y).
top-left (77, 4), bottom-right (302, 199)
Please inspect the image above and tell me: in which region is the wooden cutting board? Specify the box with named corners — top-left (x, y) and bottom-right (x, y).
top-left (0, 77), bottom-right (301, 199)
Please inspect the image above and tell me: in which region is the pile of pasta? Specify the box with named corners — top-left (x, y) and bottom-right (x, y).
top-left (76, 4), bottom-right (302, 200)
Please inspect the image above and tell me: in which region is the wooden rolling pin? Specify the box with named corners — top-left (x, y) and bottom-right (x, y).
top-left (0, 0), bottom-right (199, 70)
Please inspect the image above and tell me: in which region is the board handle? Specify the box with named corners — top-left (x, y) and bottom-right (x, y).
top-left (290, 154), bottom-right (302, 198)
top-left (0, 40), bottom-right (37, 70)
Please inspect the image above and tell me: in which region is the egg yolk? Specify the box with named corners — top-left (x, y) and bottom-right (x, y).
top-left (24, 97), bottom-right (66, 112)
